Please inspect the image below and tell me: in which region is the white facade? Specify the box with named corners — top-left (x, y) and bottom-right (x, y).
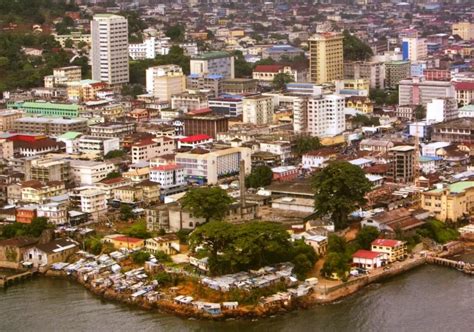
top-left (80, 189), bottom-right (107, 220)
top-left (145, 65), bottom-right (186, 100)
top-left (190, 52), bottom-right (235, 79)
top-left (426, 98), bottom-right (458, 123)
top-left (260, 141), bottom-right (292, 161)
top-left (307, 94), bottom-right (345, 137)
top-left (242, 95), bottom-right (274, 125)
top-left (77, 136), bottom-right (120, 156)
top-left (37, 202), bottom-right (68, 225)
top-left (175, 147), bottom-right (251, 184)
top-left (149, 164), bottom-right (186, 189)
top-left (302, 154), bottom-right (330, 169)
top-left (129, 37), bottom-right (170, 60)
top-left (131, 137), bottom-right (175, 163)
top-left (69, 160), bottom-right (115, 185)
top-left (402, 37), bottom-right (427, 61)
top-left (91, 14), bottom-right (129, 85)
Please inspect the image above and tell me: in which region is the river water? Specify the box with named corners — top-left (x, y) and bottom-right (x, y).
top-left (1, 262), bottom-right (473, 332)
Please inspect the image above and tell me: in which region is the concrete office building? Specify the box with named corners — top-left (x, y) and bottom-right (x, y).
top-left (309, 32), bottom-right (344, 84)
top-left (146, 65), bottom-right (185, 101)
top-left (385, 61), bottom-right (410, 89)
top-left (386, 146), bottom-right (415, 184)
top-left (0, 110), bottom-right (24, 131)
top-left (186, 74), bottom-right (223, 98)
top-left (307, 94), bottom-right (345, 138)
top-left (399, 78), bottom-right (455, 106)
top-left (426, 98), bottom-right (458, 123)
top-left (242, 95), bottom-right (274, 125)
top-left (182, 114), bottom-right (229, 139)
top-left (44, 66), bottom-right (82, 88)
top-left (13, 117), bottom-right (88, 136)
top-left (208, 97), bottom-right (243, 118)
top-left (8, 101), bottom-right (80, 118)
top-left (77, 136), bottom-right (120, 156)
top-left (91, 14), bottom-right (129, 86)
top-left (24, 157), bottom-right (71, 183)
top-left (344, 61), bottom-right (385, 89)
top-left (129, 36), bottom-right (170, 60)
top-left (190, 51), bottom-right (234, 79)
top-left (402, 37), bottom-right (428, 61)
top-left (452, 22), bottom-right (474, 41)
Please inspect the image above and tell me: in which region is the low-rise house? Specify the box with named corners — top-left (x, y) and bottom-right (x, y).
top-left (20, 180), bottom-right (66, 204)
top-left (113, 186), bottom-right (144, 204)
top-left (302, 148), bottom-right (337, 169)
top-left (136, 180), bottom-right (160, 205)
top-left (361, 208), bottom-right (427, 234)
top-left (292, 233), bottom-right (328, 256)
top-left (0, 237), bottom-right (37, 269)
top-left (272, 166), bottom-right (299, 182)
top-left (144, 234), bottom-right (180, 256)
top-left (103, 235), bottom-right (145, 250)
top-left (36, 201), bottom-right (69, 225)
top-left (421, 181), bottom-right (474, 222)
top-left (271, 197), bottom-right (314, 214)
top-left (352, 250), bottom-right (387, 271)
top-left (23, 238), bottom-right (79, 268)
top-left (16, 206), bottom-right (37, 224)
top-left (359, 139), bottom-right (394, 153)
top-left (371, 239), bottom-right (407, 263)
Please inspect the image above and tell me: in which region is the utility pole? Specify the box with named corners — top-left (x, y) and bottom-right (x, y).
top-left (239, 159), bottom-right (246, 218)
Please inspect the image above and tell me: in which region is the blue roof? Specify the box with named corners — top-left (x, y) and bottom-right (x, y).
top-left (267, 45), bottom-right (301, 53)
top-left (206, 74), bottom-right (224, 79)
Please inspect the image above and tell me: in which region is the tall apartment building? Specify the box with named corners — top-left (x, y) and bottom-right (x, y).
top-left (129, 36), bottom-right (170, 60)
top-left (190, 51), bottom-right (235, 79)
top-left (175, 147), bottom-right (251, 185)
top-left (452, 22), bottom-right (474, 41)
top-left (131, 136), bottom-right (175, 163)
top-left (344, 61), bottom-right (385, 89)
top-left (208, 97), bottom-right (243, 118)
top-left (426, 98), bottom-right (458, 123)
top-left (307, 94), bottom-right (345, 137)
top-left (146, 65), bottom-right (185, 101)
top-left (309, 32), bottom-right (344, 84)
top-left (386, 146), bottom-right (415, 184)
top-left (0, 110), bottom-right (23, 131)
top-left (398, 78), bottom-right (455, 106)
top-left (171, 92), bottom-right (208, 112)
top-left (80, 189), bottom-right (107, 221)
top-left (182, 114), bottom-right (228, 139)
top-left (91, 14), bottom-right (129, 86)
top-left (242, 95), bottom-right (274, 125)
top-left (44, 66), bottom-right (82, 88)
top-left (13, 117), bottom-right (88, 135)
top-left (291, 95), bottom-right (308, 134)
top-left (89, 122), bottom-right (136, 139)
top-left (24, 157), bottom-right (71, 183)
top-left (69, 160), bottom-right (116, 185)
top-left (186, 74), bottom-right (223, 98)
top-left (402, 37), bottom-right (427, 61)
top-left (385, 61), bottom-right (410, 89)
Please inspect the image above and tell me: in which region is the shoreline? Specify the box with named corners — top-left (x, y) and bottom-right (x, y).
top-left (38, 254), bottom-right (429, 320)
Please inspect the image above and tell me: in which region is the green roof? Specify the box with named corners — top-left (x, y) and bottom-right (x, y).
top-left (459, 104), bottom-right (474, 112)
top-left (448, 181), bottom-right (474, 194)
top-left (21, 102), bottom-right (79, 111)
top-left (58, 131), bottom-right (83, 140)
top-left (192, 51), bottom-right (231, 60)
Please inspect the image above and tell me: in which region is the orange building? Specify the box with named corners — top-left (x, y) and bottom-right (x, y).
top-left (16, 207), bottom-right (37, 224)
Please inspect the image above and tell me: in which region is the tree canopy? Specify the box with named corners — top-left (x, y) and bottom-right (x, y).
top-left (165, 25), bottom-right (185, 42)
top-left (245, 165), bottom-right (273, 189)
top-left (0, 217), bottom-right (51, 239)
top-left (292, 135), bottom-right (321, 157)
top-left (189, 221), bottom-right (318, 279)
top-left (343, 30), bottom-right (373, 61)
top-left (312, 161), bottom-right (372, 230)
top-left (272, 72), bottom-right (294, 91)
top-left (181, 187), bottom-right (234, 223)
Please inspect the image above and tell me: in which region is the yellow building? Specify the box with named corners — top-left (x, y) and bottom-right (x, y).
top-left (309, 32), bottom-right (344, 84)
top-left (346, 96), bottom-right (374, 114)
top-left (371, 239), bottom-right (407, 263)
top-left (67, 80), bottom-right (108, 102)
top-left (113, 186), bottom-right (143, 203)
top-left (144, 234), bottom-right (180, 256)
top-left (421, 181), bottom-right (474, 222)
top-left (452, 22), bottom-right (474, 41)
top-left (103, 234), bottom-right (145, 250)
top-left (21, 180), bottom-right (66, 204)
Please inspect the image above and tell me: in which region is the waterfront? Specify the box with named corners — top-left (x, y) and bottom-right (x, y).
top-left (1, 262), bottom-right (473, 332)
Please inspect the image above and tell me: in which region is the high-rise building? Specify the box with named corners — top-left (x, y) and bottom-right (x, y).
top-left (307, 94), bottom-right (345, 138)
top-left (309, 32), bottom-right (344, 84)
top-left (401, 37), bottom-right (427, 61)
top-left (146, 65), bottom-right (186, 101)
top-left (385, 61), bottom-right (411, 89)
top-left (91, 14), bottom-right (129, 86)
top-left (190, 51), bottom-right (235, 79)
top-left (242, 95), bottom-right (274, 125)
top-left (387, 146), bottom-right (415, 184)
top-left (398, 78), bottom-right (455, 106)
top-left (452, 22), bottom-right (474, 41)
top-left (344, 61), bottom-right (385, 89)
top-left (426, 98), bottom-right (458, 123)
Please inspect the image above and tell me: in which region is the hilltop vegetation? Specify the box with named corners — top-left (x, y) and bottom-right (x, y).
top-left (0, 0), bottom-right (77, 25)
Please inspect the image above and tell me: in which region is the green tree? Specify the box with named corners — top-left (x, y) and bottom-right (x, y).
top-left (64, 38), bottom-right (74, 48)
top-left (418, 220), bottom-right (459, 244)
top-left (321, 252), bottom-right (350, 280)
top-left (232, 50), bottom-right (252, 78)
top-left (84, 236), bottom-right (103, 255)
top-left (29, 217), bottom-right (49, 237)
top-left (292, 135), bottom-right (321, 157)
top-left (414, 105), bottom-right (426, 120)
top-left (312, 161), bottom-right (372, 230)
top-left (181, 187), bottom-right (233, 223)
top-left (245, 165), bottom-right (273, 188)
top-left (104, 150), bottom-right (126, 159)
top-left (355, 226), bottom-right (380, 250)
top-left (131, 251), bottom-right (151, 264)
top-left (104, 170), bottom-right (121, 179)
top-left (328, 234), bottom-right (347, 254)
top-left (352, 114), bottom-right (380, 127)
top-left (120, 205), bottom-right (134, 221)
top-left (165, 25), bottom-right (185, 42)
top-left (272, 72), bottom-right (294, 91)
top-left (125, 220), bottom-right (151, 239)
top-left (343, 30), bottom-right (373, 61)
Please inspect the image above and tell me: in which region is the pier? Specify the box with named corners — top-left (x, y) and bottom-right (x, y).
top-left (0, 270), bottom-right (35, 288)
top-left (426, 256), bottom-right (474, 276)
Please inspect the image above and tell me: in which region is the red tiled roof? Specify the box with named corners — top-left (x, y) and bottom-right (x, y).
top-left (254, 65), bottom-right (284, 73)
top-left (188, 108), bottom-right (212, 115)
top-left (113, 236), bottom-right (143, 244)
top-left (352, 249), bottom-right (381, 260)
top-left (99, 177), bottom-right (127, 185)
top-left (151, 164), bottom-right (182, 171)
top-left (454, 82), bottom-right (474, 91)
top-left (371, 239), bottom-right (402, 247)
top-left (179, 134), bottom-right (212, 143)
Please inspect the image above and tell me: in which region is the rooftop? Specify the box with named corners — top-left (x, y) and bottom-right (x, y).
top-left (192, 51), bottom-right (231, 60)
